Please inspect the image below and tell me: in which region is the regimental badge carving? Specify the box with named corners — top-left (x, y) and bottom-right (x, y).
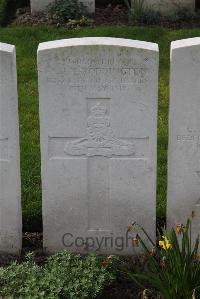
top-left (64, 102), bottom-right (135, 158)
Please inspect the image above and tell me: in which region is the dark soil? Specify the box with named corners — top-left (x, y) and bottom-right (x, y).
top-left (99, 282), bottom-right (159, 299)
top-left (95, 5), bottom-right (128, 26)
top-left (11, 5), bottom-right (128, 27)
top-left (98, 257), bottom-right (159, 299)
top-left (0, 232), bottom-right (46, 267)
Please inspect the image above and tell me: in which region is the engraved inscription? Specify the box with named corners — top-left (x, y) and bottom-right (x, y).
top-left (64, 102), bottom-right (135, 158)
top-left (177, 135), bottom-right (200, 141)
top-left (43, 54), bottom-right (150, 68)
top-left (69, 67), bottom-right (148, 84)
top-left (43, 52), bottom-right (150, 93)
top-left (47, 67), bottom-right (148, 91)
top-left (176, 134), bottom-right (200, 153)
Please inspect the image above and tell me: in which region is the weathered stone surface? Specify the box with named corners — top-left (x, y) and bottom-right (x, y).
top-left (146, 0), bottom-right (195, 15)
top-left (38, 37), bottom-right (158, 254)
top-left (0, 43), bottom-right (21, 254)
top-left (31, 0), bottom-right (95, 14)
top-left (31, 0), bottom-right (53, 13)
top-left (168, 38), bottom-right (200, 238)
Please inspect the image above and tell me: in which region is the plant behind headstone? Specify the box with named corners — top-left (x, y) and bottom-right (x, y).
top-left (124, 0), bottom-right (161, 25)
top-left (47, 0), bottom-right (87, 23)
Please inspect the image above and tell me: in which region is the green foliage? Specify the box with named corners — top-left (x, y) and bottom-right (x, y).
top-left (129, 220), bottom-right (200, 299)
top-left (47, 0), bottom-right (88, 23)
top-left (0, 251), bottom-right (114, 298)
top-left (66, 16), bottom-right (94, 30)
top-left (124, 0), bottom-right (161, 25)
top-left (124, 0), bottom-right (144, 15)
top-left (135, 7), bottom-right (161, 25)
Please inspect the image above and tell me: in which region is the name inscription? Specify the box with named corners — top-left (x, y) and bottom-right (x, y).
top-left (42, 52), bottom-right (150, 92)
top-left (177, 135), bottom-right (200, 141)
top-left (46, 66), bottom-right (148, 91)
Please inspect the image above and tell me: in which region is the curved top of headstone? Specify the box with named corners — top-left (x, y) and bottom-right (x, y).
top-left (171, 37), bottom-right (200, 50)
top-left (38, 37), bottom-right (158, 53)
top-left (0, 42), bottom-right (15, 53)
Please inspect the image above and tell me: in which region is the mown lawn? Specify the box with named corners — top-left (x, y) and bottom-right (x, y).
top-left (0, 25), bottom-right (199, 231)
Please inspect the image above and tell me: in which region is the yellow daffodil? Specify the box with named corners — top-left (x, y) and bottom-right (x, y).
top-left (159, 236), bottom-right (172, 250)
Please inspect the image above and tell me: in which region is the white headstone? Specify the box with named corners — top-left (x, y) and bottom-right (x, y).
top-left (31, 0), bottom-right (95, 15)
top-left (168, 38), bottom-right (200, 237)
top-left (0, 43), bottom-right (21, 254)
top-left (38, 37), bottom-right (159, 254)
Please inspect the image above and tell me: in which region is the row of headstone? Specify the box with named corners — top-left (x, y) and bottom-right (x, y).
top-left (31, 0), bottom-right (95, 15)
top-left (30, 0), bottom-right (194, 16)
top-left (0, 37), bottom-right (200, 255)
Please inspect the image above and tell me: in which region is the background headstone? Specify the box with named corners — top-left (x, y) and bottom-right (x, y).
top-left (146, 0), bottom-right (195, 15)
top-left (31, 0), bottom-right (95, 15)
top-left (38, 37), bottom-right (159, 254)
top-left (0, 43), bottom-right (21, 254)
top-left (168, 38), bottom-right (200, 238)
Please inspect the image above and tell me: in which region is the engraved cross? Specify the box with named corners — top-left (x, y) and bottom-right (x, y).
top-left (48, 100), bottom-right (149, 231)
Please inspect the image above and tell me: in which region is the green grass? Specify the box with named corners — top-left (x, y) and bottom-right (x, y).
top-left (0, 25), bottom-right (199, 231)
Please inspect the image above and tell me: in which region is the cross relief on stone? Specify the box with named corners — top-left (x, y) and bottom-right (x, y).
top-left (48, 99), bottom-right (149, 231)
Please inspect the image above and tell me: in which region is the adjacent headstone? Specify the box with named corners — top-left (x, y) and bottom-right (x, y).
top-left (31, 0), bottom-right (53, 13)
top-left (38, 37), bottom-right (159, 254)
top-left (146, 0), bottom-right (195, 15)
top-left (168, 38), bottom-right (200, 238)
top-left (0, 43), bottom-right (21, 254)
top-left (31, 0), bottom-right (95, 15)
